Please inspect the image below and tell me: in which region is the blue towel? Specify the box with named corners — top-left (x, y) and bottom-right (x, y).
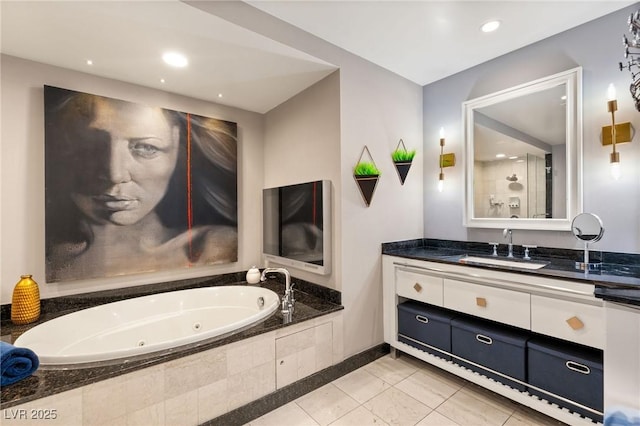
top-left (1, 341), bottom-right (39, 386)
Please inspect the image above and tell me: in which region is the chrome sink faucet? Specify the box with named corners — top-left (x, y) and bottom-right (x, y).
top-left (260, 267), bottom-right (295, 321)
top-left (503, 228), bottom-right (514, 258)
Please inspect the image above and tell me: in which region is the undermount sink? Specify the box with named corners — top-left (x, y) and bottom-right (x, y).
top-left (459, 256), bottom-right (548, 270)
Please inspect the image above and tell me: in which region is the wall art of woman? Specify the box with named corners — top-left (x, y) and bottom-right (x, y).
top-left (44, 86), bottom-right (238, 282)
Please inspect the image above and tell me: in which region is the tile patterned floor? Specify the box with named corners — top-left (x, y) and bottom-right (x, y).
top-left (246, 354), bottom-right (567, 426)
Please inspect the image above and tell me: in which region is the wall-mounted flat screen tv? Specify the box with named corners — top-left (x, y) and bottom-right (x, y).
top-left (263, 180), bottom-right (331, 275)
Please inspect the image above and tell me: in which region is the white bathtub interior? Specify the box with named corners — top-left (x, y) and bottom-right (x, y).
top-left (14, 286), bottom-right (280, 366)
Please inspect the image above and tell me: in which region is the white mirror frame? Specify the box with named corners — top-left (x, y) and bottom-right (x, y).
top-left (463, 67), bottom-right (583, 231)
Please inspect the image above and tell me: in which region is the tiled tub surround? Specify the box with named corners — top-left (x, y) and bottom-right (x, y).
top-left (0, 273), bottom-right (343, 425)
top-left (382, 238), bottom-right (640, 306)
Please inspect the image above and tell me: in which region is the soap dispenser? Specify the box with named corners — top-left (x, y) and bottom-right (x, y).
top-left (246, 266), bottom-right (261, 284)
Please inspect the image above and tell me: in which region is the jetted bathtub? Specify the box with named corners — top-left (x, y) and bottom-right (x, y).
top-left (14, 285), bottom-right (280, 367)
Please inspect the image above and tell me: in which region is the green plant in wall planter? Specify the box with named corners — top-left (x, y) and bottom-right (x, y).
top-left (353, 146), bottom-right (380, 207)
top-left (391, 139), bottom-right (415, 185)
top-left (354, 161), bottom-right (381, 177)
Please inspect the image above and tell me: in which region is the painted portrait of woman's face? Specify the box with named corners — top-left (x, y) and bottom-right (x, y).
top-left (67, 98), bottom-right (181, 226)
top-left (44, 86), bottom-right (238, 283)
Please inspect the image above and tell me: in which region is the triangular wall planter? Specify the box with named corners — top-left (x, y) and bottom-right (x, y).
top-left (354, 175), bottom-right (379, 207)
top-left (394, 161), bottom-right (412, 185)
top-left (391, 139), bottom-right (415, 185)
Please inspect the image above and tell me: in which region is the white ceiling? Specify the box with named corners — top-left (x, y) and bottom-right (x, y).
top-left (0, 1), bottom-right (634, 113)
top-left (247, 0), bottom-right (634, 86)
top-left (0, 1), bottom-right (337, 114)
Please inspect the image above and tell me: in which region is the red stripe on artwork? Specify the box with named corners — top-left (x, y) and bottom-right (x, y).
top-left (187, 113), bottom-right (193, 265)
top-left (312, 181), bottom-right (317, 226)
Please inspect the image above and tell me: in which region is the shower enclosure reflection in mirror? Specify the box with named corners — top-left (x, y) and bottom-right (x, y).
top-left (463, 67), bottom-right (583, 231)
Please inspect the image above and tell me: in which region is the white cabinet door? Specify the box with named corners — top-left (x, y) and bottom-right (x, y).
top-left (396, 267), bottom-right (444, 306)
top-left (443, 279), bottom-right (530, 329)
top-left (531, 295), bottom-right (604, 349)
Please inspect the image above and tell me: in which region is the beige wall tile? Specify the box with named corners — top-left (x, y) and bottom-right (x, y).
top-left (1, 388), bottom-right (83, 426)
top-left (124, 364), bottom-right (165, 413)
top-left (83, 375), bottom-right (128, 425)
top-left (197, 378), bottom-right (228, 424)
top-left (126, 402), bottom-right (164, 426)
top-left (227, 362), bottom-right (276, 410)
top-left (165, 389), bottom-right (198, 426)
top-left (164, 347), bottom-right (226, 397)
top-left (252, 333), bottom-right (276, 367)
top-left (226, 340), bottom-right (253, 376)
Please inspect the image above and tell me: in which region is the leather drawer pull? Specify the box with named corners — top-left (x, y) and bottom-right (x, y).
top-left (476, 297), bottom-right (487, 307)
top-left (476, 334), bottom-right (493, 345)
top-left (413, 283), bottom-right (422, 292)
top-left (566, 361), bottom-right (591, 375)
top-left (415, 315), bottom-right (429, 324)
top-left (566, 316), bottom-right (584, 330)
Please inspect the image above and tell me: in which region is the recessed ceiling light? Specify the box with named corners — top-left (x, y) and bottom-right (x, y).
top-left (162, 52), bottom-right (188, 68)
top-left (218, 93), bottom-right (223, 98)
top-left (509, 156), bottom-right (518, 160)
top-left (160, 78), bottom-right (165, 84)
top-left (496, 153), bottom-right (506, 158)
top-left (86, 59), bottom-right (93, 66)
top-left (481, 20), bottom-right (501, 33)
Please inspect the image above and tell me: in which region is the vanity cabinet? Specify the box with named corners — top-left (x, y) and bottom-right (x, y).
top-left (443, 278), bottom-right (531, 329)
top-left (395, 266), bottom-right (443, 305)
top-left (530, 294), bottom-right (604, 349)
top-left (383, 255), bottom-right (605, 426)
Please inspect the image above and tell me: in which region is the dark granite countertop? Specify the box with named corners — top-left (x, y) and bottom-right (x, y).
top-left (382, 238), bottom-right (640, 306)
top-left (0, 273), bottom-right (342, 409)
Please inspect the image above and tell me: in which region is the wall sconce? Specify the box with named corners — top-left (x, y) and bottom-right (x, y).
top-left (603, 83), bottom-right (633, 180)
top-left (437, 127), bottom-right (456, 192)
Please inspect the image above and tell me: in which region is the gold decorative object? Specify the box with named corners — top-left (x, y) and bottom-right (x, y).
top-left (476, 297), bottom-right (487, 308)
top-left (437, 128), bottom-right (455, 192)
top-left (11, 275), bottom-right (41, 325)
top-left (413, 283), bottom-right (423, 293)
top-left (602, 84), bottom-right (633, 180)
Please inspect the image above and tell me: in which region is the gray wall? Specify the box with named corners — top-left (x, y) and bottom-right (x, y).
top-left (263, 70), bottom-right (342, 291)
top-left (423, 4), bottom-right (640, 254)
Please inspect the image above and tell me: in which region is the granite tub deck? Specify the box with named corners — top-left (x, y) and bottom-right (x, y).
top-left (0, 273), bottom-right (342, 410)
top-left (382, 238), bottom-right (640, 306)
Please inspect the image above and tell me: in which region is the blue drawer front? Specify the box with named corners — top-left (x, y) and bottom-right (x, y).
top-left (528, 337), bottom-right (603, 422)
top-left (398, 301), bottom-right (454, 360)
top-left (451, 317), bottom-right (529, 391)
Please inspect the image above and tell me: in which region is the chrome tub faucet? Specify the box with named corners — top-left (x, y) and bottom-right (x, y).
top-left (260, 267), bottom-right (295, 322)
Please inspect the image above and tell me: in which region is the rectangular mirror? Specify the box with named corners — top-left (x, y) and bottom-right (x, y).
top-left (263, 180), bottom-right (332, 275)
top-left (463, 67), bottom-right (583, 231)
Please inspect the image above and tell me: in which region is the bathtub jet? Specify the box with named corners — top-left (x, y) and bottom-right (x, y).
top-left (13, 286), bottom-right (279, 367)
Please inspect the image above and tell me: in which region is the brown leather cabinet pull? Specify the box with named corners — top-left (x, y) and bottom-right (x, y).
top-left (566, 316), bottom-right (584, 330)
top-left (413, 283), bottom-right (422, 292)
top-left (476, 297), bottom-right (487, 307)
